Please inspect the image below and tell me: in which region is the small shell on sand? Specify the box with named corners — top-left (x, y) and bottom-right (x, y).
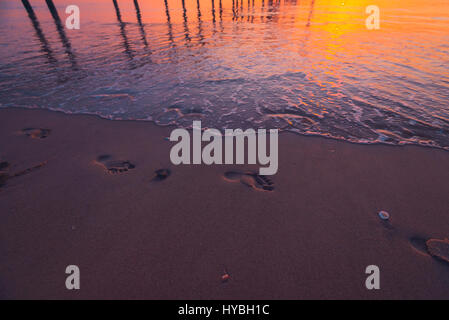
top-left (378, 210), bottom-right (390, 220)
top-left (426, 239), bottom-right (449, 263)
top-left (221, 273), bottom-right (230, 283)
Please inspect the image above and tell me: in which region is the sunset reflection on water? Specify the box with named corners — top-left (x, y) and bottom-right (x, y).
top-left (0, 0), bottom-right (448, 148)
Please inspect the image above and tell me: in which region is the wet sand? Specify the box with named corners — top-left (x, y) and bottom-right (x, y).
top-left (0, 107), bottom-right (448, 299)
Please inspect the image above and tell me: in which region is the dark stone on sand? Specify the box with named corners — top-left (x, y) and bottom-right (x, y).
top-left (153, 169), bottom-right (171, 181)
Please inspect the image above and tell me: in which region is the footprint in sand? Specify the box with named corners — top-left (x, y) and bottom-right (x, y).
top-left (375, 211), bottom-right (449, 265)
top-left (223, 171), bottom-right (274, 191)
top-left (409, 236), bottom-right (449, 264)
top-left (409, 236), bottom-right (429, 256)
top-left (0, 160), bottom-right (47, 189)
top-left (151, 169), bottom-right (171, 182)
top-left (95, 155), bottom-right (135, 174)
top-left (22, 128), bottom-right (51, 139)
top-left (426, 238), bottom-right (449, 264)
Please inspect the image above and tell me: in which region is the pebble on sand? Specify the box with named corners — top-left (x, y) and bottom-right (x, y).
top-left (221, 273), bottom-right (230, 283)
top-left (378, 210), bottom-right (390, 220)
top-left (153, 169), bottom-right (171, 181)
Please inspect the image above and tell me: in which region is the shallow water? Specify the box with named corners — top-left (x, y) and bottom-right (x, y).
top-left (0, 0), bottom-right (448, 148)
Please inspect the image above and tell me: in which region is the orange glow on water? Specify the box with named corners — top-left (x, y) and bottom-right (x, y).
top-left (0, 0), bottom-right (448, 148)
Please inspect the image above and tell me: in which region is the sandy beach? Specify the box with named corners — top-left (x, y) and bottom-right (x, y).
top-left (0, 107), bottom-right (448, 299)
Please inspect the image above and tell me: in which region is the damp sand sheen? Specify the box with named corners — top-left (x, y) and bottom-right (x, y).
top-left (1, 108), bottom-right (449, 299)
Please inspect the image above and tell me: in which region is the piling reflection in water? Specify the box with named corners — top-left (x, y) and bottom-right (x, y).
top-left (45, 0), bottom-right (78, 69)
top-left (181, 0), bottom-right (191, 43)
top-left (19, 0), bottom-right (308, 57)
top-left (112, 0), bottom-right (135, 62)
top-left (21, 0), bottom-right (57, 65)
top-left (133, 0), bottom-right (149, 48)
top-left (2, 0), bottom-right (449, 150)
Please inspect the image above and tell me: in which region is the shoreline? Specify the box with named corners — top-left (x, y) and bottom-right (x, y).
top-left (5, 106), bottom-right (448, 153)
top-left (1, 107), bottom-right (448, 299)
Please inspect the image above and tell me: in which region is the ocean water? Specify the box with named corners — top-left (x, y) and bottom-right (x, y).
top-left (0, 0), bottom-right (448, 149)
